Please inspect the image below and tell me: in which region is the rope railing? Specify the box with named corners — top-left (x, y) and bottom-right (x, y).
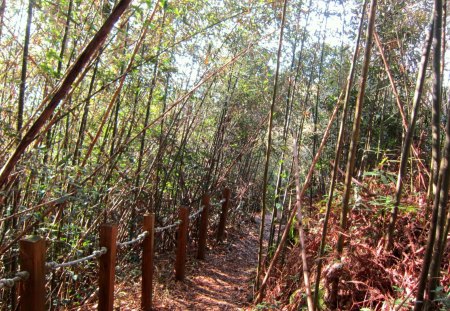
top-left (211, 198), bottom-right (227, 208)
top-left (155, 220), bottom-right (181, 233)
top-left (117, 231), bottom-right (149, 248)
top-left (45, 247), bottom-right (108, 271)
top-left (44, 213), bottom-right (198, 271)
top-left (1, 188), bottom-right (232, 311)
top-left (189, 206), bottom-right (204, 220)
top-left (1, 197), bottom-right (222, 276)
top-left (0, 271), bottom-right (29, 289)
top-left (44, 215), bottom-right (192, 271)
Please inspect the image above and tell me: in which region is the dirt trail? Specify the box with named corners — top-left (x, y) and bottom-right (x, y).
top-left (77, 213), bottom-right (272, 310)
top-left (110, 213), bottom-right (271, 310)
top-left (150, 213), bottom-right (271, 310)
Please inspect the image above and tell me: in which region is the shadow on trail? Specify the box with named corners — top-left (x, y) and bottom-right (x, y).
top-left (153, 213), bottom-right (271, 310)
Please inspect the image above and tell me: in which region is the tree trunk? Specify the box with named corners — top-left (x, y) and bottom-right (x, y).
top-left (414, 0), bottom-right (443, 309)
top-left (43, 0), bottom-right (74, 164)
top-left (331, 0), bottom-right (377, 307)
top-left (268, 36), bottom-right (297, 253)
top-left (0, 0), bottom-right (6, 39)
top-left (310, 2), bottom-right (330, 212)
top-left (255, 97), bottom-right (341, 303)
top-left (336, 0), bottom-right (377, 255)
top-left (313, 1), bottom-right (367, 308)
top-left (0, 0), bottom-right (133, 189)
top-left (17, 0), bottom-right (33, 135)
top-left (72, 57), bottom-right (100, 165)
top-left (428, 102), bottom-right (450, 302)
top-left (292, 133), bottom-right (314, 311)
top-left (255, 0), bottom-right (288, 290)
top-left (385, 16), bottom-right (434, 250)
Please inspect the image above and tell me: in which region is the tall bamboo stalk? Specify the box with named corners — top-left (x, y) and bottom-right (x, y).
top-left (336, 0), bottom-right (377, 255)
top-left (255, 97), bottom-right (341, 303)
top-left (313, 1), bottom-right (367, 308)
top-left (255, 0), bottom-right (289, 290)
top-left (0, 0), bottom-right (133, 189)
top-left (328, 3), bottom-right (376, 307)
top-left (385, 16), bottom-right (434, 250)
top-left (292, 133), bottom-right (314, 311)
top-left (414, 1), bottom-right (443, 309)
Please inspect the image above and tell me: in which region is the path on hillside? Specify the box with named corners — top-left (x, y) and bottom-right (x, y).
top-left (112, 213), bottom-right (271, 310)
top-left (154, 213), bottom-right (270, 310)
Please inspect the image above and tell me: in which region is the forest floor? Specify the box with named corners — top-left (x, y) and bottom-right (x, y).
top-left (77, 191), bottom-right (450, 310)
top-left (109, 213), bottom-right (271, 310)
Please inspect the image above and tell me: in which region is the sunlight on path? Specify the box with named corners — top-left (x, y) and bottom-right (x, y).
top-left (107, 213), bottom-right (272, 310)
top-left (152, 213), bottom-right (271, 310)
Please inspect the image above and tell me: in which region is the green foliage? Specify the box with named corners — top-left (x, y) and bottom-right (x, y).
top-left (289, 288), bottom-right (302, 305)
top-left (363, 169), bottom-right (396, 186)
top-left (288, 216), bottom-right (299, 245)
top-left (254, 301), bottom-right (280, 310)
top-left (0, 0), bottom-right (443, 308)
top-left (294, 285), bottom-right (326, 310)
top-left (432, 286), bottom-right (450, 310)
top-left (369, 195), bottom-right (417, 215)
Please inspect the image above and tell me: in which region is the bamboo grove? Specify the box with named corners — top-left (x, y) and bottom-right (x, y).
top-left (0, 0), bottom-right (449, 309)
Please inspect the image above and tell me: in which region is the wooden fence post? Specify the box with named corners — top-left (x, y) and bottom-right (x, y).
top-left (19, 236), bottom-right (45, 311)
top-left (217, 188), bottom-right (231, 242)
top-left (142, 213), bottom-right (155, 311)
top-left (175, 206), bottom-right (189, 281)
top-left (197, 194), bottom-right (210, 260)
top-left (99, 224), bottom-right (118, 311)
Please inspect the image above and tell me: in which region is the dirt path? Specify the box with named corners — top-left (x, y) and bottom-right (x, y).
top-left (111, 213), bottom-right (271, 310)
top-left (151, 213), bottom-right (270, 310)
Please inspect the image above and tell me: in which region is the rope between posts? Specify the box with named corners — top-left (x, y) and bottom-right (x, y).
top-left (117, 231), bottom-right (149, 248)
top-left (0, 271), bottom-right (29, 289)
top-left (189, 206), bottom-right (204, 220)
top-left (45, 247), bottom-right (107, 271)
top-left (44, 216), bottom-right (186, 271)
top-left (20, 196), bottom-right (225, 275)
top-left (1, 204), bottom-right (204, 287)
top-left (155, 220), bottom-right (181, 233)
top-left (3, 188), bottom-right (229, 294)
top-left (212, 199), bottom-right (226, 208)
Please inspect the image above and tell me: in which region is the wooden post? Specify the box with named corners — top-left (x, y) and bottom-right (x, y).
top-left (175, 206), bottom-right (189, 281)
top-left (98, 224), bottom-right (118, 311)
top-left (197, 194), bottom-right (210, 260)
top-left (19, 236), bottom-right (45, 311)
top-left (142, 214), bottom-right (155, 311)
top-left (217, 188), bottom-right (231, 242)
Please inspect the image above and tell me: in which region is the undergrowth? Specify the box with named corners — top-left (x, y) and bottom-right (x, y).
top-left (262, 187), bottom-right (449, 310)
